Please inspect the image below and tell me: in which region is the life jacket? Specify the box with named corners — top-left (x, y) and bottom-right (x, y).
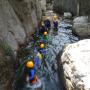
top-left (53, 21), bottom-right (58, 28)
top-left (39, 48), bottom-right (47, 56)
top-left (44, 20), bottom-right (51, 28)
top-left (39, 26), bottom-right (45, 34)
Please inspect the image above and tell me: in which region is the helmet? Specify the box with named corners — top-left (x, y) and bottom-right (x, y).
top-left (40, 43), bottom-right (44, 48)
top-left (26, 60), bottom-right (34, 68)
top-left (43, 31), bottom-right (48, 36)
top-left (53, 15), bottom-right (58, 20)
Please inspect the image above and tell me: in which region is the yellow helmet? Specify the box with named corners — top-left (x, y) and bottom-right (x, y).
top-left (43, 31), bottom-right (48, 36)
top-left (40, 43), bottom-right (44, 48)
top-left (53, 15), bottom-right (58, 20)
top-left (26, 61), bottom-right (34, 68)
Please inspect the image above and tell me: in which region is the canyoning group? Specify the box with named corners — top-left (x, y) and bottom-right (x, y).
top-left (16, 15), bottom-right (59, 89)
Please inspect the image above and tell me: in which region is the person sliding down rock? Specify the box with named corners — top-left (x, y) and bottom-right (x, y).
top-left (34, 52), bottom-right (43, 70)
top-left (32, 31), bottom-right (39, 42)
top-left (25, 60), bottom-right (38, 85)
top-left (43, 31), bottom-right (48, 43)
top-left (38, 43), bottom-right (47, 56)
top-left (37, 31), bottom-right (48, 45)
top-left (53, 15), bottom-right (59, 32)
top-left (44, 16), bottom-right (51, 31)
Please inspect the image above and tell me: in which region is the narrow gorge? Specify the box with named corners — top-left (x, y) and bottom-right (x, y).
top-left (0, 0), bottom-right (90, 90)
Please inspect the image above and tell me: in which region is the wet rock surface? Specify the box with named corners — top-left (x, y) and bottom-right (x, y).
top-left (60, 39), bottom-right (90, 90)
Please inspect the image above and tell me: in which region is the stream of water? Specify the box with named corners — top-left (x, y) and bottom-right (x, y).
top-left (15, 18), bottom-right (79, 90)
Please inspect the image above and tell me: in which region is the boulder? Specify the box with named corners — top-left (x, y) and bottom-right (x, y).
top-left (73, 16), bottom-right (88, 23)
top-left (60, 39), bottom-right (90, 90)
top-left (64, 12), bottom-right (72, 19)
top-left (73, 16), bottom-right (90, 38)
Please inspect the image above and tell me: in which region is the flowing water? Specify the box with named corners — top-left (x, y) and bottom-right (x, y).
top-left (14, 18), bottom-right (79, 90)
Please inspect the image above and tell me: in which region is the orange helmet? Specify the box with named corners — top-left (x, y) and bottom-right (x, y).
top-left (44, 31), bottom-right (48, 36)
top-left (26, 60), bottom-right (34, 68)
top-left (40, 43), bottom-right (45, 48)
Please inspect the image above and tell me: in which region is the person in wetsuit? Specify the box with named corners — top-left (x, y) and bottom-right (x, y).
top-left (44, 16), bottom-right (51, 31)
top-left (53, 15), bottom-right (59, 31)
top-left (25, 60), bottom-right (38, 84)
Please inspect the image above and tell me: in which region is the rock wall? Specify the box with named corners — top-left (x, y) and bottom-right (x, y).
top-left (39, 0), bottom-right (46, 12)
top-left (53, 0), bottom-right (90, 16)
top-left (0, 0), bottom-right (43, 90)
top-left (59, 39), bottom-right (90, 90)
top-left (0, 0), bottom-right (42, 51)
top-left (53, 0), bottom-right (77, 15)
top-left (9, 0), bottom-right (42, 35)
top-left (0, 46), bottom-right (15, 90)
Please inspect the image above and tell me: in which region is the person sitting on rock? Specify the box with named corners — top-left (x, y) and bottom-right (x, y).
top-left (34, 50), bottom-right (43, 70)
top-left (43, 31), bottom-right (48, 43)
top-left (38, 31), bottom-right (48, 44)
top-left (53, 15), bottom-right (59, 31)
top-left (25, 60), bottom-right (38, 85)
top-left (38, 43), bottom-right (47, 56)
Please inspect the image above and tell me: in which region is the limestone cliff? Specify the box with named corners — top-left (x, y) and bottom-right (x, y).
top-left (0, 0), bottom-right (43, 90)
top-left (0, 0), bottom-right (42, 51)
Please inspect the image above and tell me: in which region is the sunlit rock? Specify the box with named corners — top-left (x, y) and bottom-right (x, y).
top-left (61, 39), bottom-right (90, 90)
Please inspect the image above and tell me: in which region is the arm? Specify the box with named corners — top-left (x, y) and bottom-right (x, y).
top-left (34, 57), bottom-right (41, 70)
